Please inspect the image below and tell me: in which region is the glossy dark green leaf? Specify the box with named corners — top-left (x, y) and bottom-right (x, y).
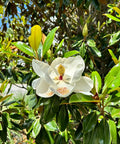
top-left (69, 93), bottom-right (100, 103)
top-left (68, 105), bottom-right (81, 121)
top-left (10, 114), bottom-right (24, 120)
top-left (0, 71), bottom-right (5, 80)
top-left (0, 113), bottom-right (8, 142)
top-left (35, 127), bottom-right (50, 144)
top-left (54, 134), bottom-right (66, 144)
top-left (97, 119), bottom-right (110, 144)
top-left (75, 123), bottom-right (83, 140)
top-left (40, 96), bottom-right (60, 124)
top-left (83, 112), bottom-right (98, 134)
top-left (56, 105), bottom-right (69, 131)
top-left (83, 123), bottom-right (98, 144)
top-left (43, 26), bottom-right (59, 56)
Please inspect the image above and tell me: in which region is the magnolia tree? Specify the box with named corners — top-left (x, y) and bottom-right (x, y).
top-left (0, 21), bottom-right (120, 143)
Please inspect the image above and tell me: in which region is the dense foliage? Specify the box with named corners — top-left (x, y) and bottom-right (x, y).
top-left (0, 0), bottom-right (120, 143)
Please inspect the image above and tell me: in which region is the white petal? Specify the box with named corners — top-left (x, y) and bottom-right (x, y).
top-left (32, 77), bottom-right (54, 98)
top-left (50, 81), bottom-right (74, 97)
top-left (32, 59), bottom-right (49, 77)
top-left (51, 57), bottom-right (66, 68)
top-left (64, 56), bottom-right (85, 83)
top-left (32, 78), bottom-right (41, 89)
top-left (74, 76), bottom-right (93, 94)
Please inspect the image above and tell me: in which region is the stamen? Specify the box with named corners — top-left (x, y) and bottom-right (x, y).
top-left (58, 64), bottom-right (65, 76)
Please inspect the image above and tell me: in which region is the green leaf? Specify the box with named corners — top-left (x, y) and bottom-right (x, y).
top-left (35, 127), bottom-right (50, 144)
top-left (64, 50), bottom-right (79, 58)
top-left (104, 14), bottom-right (120, 22)
top-left (55, 39), bottom-right (64, 54)
top-left (12, 41), bottom-right (34, 57)
top-left (0, 94), bottom-right (12, 102)
top-left (97, 119), bottom-right (110, 144)
top-left (10, 114), bottom-right (24, 120)
top-left (0, 113), bottom-right (7, 142)
top-left (109, 31), bottom-right (120, 46)
top-left (32, 119), bottom-right (41, 138)
top-left (83, 112), bottom-right (98, 134)
top-left (112, 7), bottom-right (120, 15)
top-left (43, 26), bottom-right (59, 56)
top-left (79, 42), bottom-right (86, 58)
top-left (91, 71), bottom-right (102, 93)
top-left (83, 123), bottom-right (98, 144)
top-left (111, 109), bottom-right (120, 118)
top-left (56, 105), bottom-right (69, 132)
top-left (40, 96), bottom-right (60, 124)
top-left (22, 72), bottom-right (32, 83)
top-left (44, 120), bottom-right (58, 131)
top-left (109, 120), bottom-right (117, 144)
top-left (75, 123), bottom-right (83, 140)
top-left (69, 93), bottom-right (100, 103)
top-left (0, 80), bottom-right (9, 93)
top-left (108, 49), bottom-right (119, 64)
top-left (87, 39), bottom-right (101, 57)
top-left (102, 63), bottom-right (120, 94)
top-left (54, 134), bottom-right (66, 144)
top-left (1, 51), bottom-right (32, 62)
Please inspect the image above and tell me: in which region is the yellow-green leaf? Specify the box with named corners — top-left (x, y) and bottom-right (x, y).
top-left (112, 7), bottom-right (120, 15)
top-left (0, 94), bottom-right (12, 102)
top-left (29, 25), bottom-right (42, 51)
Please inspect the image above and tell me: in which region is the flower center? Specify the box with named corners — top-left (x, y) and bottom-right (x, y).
top-left (57, 64), bottom-right (65, 80)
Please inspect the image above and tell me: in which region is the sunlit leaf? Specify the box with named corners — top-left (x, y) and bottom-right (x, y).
top-left (109, 120), bottom-right (117, 144)
top-left (43, 26), bottom-right (59, 56)
top-left (12, 41), bottom-right (34, 57)
top-left (112, 7), bottom-right (120, 15)
top-left (102, 63), bottom-right (120, 94)
top-left (108, 49), bottom-right (119, 64)
top-left (69, 93), bottom-right (100, 103)
top-left (91, 71), bottom-right (102, 93)
top-left (64, 50), bottom-right (79, 58)
top-left (103, 14), bottom-right (120, 22)
top-left (87, 39), bottom-right (101, 57)
top-left (32, 119), bottom-right (41, 138)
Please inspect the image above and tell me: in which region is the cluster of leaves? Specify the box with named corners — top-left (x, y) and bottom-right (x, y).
top-left (0, 0), bottom-right (120, 143)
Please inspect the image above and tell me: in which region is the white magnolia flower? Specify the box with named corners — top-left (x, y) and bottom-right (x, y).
top-left (32, 56), bottom-right (93, 98)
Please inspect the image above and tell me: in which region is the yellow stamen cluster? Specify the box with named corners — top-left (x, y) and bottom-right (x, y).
top-left (58, 64), bottom-right (65, 76)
